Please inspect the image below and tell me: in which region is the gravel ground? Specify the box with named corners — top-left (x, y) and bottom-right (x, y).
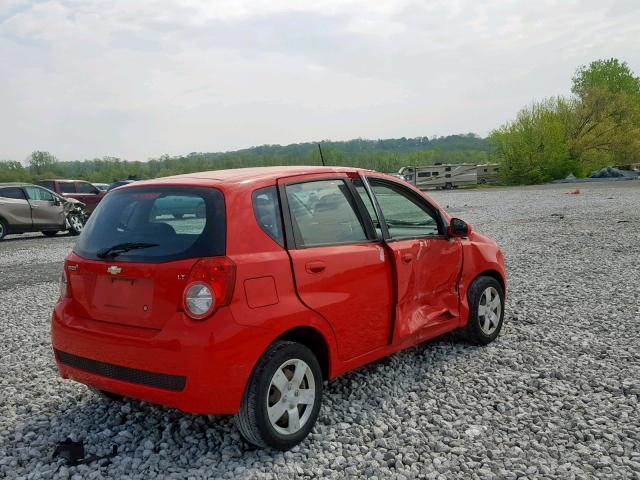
top-left (1, 181), bottom-right (639, 479)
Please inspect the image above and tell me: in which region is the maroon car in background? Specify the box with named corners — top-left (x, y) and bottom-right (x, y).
top-left (37, 179), bottom-right (106, 213)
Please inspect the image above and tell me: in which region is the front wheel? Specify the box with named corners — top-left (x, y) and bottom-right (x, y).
top-left (235, 341), bottom-right (322, 450)
top-left (66, 213), bottom-right (85, 236)
top-left (460, 276), bottom-right (505, 345)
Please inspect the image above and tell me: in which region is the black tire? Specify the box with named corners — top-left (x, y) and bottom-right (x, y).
top-left (460, 276), bottom-right (505, 345)
top-left (0, 218), bottom-right (7, 241)
top-left (445, 182), bottom-right (453, 190)
top-left (235, 341), bottom-right (323, 450)
top-left (42, 231), bottom-right (59, 237)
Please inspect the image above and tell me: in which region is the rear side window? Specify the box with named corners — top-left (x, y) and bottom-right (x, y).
top-left (252, 186), bottom-right (284, 246)
top-left (59, 182), bottom-right (76, 193)
top-left (74, 186), bottom-right (225, 263)
top-left (0, 187), bottom-right (26, 200)
top-left (285, 179), bottom-right (368, 248)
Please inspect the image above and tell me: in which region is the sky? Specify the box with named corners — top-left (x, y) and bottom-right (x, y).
top-left (1, 0), bottom-right (639, 162)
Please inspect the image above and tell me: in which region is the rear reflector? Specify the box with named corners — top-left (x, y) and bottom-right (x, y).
top-left (55, 350), bottom-right (186, 392)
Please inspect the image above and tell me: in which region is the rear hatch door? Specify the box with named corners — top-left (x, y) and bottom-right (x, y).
top-left (69, 185), bottom-right (226, 329)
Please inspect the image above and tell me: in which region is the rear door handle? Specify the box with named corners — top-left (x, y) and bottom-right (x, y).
top-left (305, 261), bottom-right (326, 274)
top-left (402, 253), bottom-right (413, 263)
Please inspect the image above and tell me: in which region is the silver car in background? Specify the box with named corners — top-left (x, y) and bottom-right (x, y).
top-left (0, 183), bottom-right (86, 241)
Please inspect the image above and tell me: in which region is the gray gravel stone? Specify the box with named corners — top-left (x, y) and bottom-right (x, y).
top-left (1, 181), bottom-right (639, 478)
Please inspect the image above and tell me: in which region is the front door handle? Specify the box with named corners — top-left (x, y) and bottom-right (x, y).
top-left (402, 253), bottom-right (413, 263)
top-left (305, 261), bottom-right (326, 274)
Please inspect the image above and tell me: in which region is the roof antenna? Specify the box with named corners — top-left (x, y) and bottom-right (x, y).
top-left (317, 143), bottom-right (326, 166)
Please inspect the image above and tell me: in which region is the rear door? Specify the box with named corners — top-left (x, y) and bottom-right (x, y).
top-left (355, 176), bottom-right (462, 344)
top-left (279, 174), bottom-right (393, 361)
top-left (23, 186), bottom-right (65, 228)
top-left (0, 187), bottom-right (32, 231)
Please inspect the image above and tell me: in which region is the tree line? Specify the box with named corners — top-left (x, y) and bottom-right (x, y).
top-left (490, 58), bottom-right (640, 184)
top-left (1, 58), bottom-right (638, 185)
top-left (0, 134), bottom-right (492, 183)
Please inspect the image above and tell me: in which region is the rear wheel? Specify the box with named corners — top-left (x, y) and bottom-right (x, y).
top-left (235, 341), bottom-right (322, 450)
top-left (42, 231), bottom-right (58, 237)
top-left (0, 218), bottom-right (7, 241)
top-left (460, 276), bottom-right (505, 345)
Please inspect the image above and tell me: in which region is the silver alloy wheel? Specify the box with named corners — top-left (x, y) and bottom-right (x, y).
top-left (68, 214), bottom-right (84, 232)
top-left (478, 286), bottom-right (501, 335)
top-left (267, 358), bottom-right (316, 435)
top-left (0, 222), bottom-right (4, 237)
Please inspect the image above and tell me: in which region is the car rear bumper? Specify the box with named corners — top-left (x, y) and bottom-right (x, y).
top-left (51, 299), bottom-right (272, 414)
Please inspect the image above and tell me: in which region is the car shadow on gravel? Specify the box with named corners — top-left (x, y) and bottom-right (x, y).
top-left (2, 232), bottom-right (75, 243)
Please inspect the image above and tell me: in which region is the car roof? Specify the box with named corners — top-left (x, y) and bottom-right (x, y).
top-left (39, 179), bottom-right (84, 183)
top-left (0, 182), bottom-right (30, 188)
top-left (127, 166), bottom-right (367, 189)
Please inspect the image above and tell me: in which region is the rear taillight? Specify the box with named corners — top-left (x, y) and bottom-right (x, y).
top-left (183, 257), bottom-right (236, 320)
top-left (59, 270), bottom-right (69, 299)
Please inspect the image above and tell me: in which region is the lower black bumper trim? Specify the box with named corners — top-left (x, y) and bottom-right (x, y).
top-left (55, 349), bottom-right (186, 392)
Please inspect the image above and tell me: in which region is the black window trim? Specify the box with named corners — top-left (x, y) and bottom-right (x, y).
top-left (277, 176), bottom-right (380, 250)
top-left (361, 176), bottom-right (448, 242)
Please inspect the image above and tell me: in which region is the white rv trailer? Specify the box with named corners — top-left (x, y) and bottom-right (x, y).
top-left (397, 164), bottom-right (478, 190)
top-left (477, 164), bottom-right (500, 184)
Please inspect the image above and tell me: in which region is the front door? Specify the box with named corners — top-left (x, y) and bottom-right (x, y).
top-left (23, 186), bottom-right (65, 228)
top-left (279, 175), bottom-right (394, 361)
top-left (357, 177), bottom-right (463, 344)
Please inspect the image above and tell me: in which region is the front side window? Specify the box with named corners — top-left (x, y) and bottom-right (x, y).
top-left (24, 186), bottom-right (54, 202)
top-left (252, 186), bottom-right (284, 246)
top-left (285, 179), bottom-right (368, 247)
top-left (74, 186), bottom-right (225, 262)
top-left (77, 182), bottom-right (99, 194)
top-left (0, 187), bottom-right (26, 200)
top-left (368, 180), bottom-right (441, 238)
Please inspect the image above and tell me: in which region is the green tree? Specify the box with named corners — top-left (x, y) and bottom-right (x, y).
top-left (572, 58), bottom-right (640, 100)
top-left (29, 151), bottom-right (58, 175)
top-left (490, 98), bottom-right (575, 184)
top-left (567, 86), bottom-right (640, 169)
top-left (0, 160), bottom-right (29, 182)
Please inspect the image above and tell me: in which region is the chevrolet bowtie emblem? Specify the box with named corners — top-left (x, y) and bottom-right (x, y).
top-left (107, 266), bottom-right (122, 275)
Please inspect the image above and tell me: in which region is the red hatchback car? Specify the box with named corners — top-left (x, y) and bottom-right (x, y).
top-left (51, 166), bottom-right (506, 450)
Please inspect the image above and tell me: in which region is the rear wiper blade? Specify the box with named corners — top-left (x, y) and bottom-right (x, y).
top-left (96, 242), bottom-right (159, 259)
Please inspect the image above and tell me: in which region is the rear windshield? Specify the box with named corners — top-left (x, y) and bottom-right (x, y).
top-left (74, 186), bottom-right (225, 262)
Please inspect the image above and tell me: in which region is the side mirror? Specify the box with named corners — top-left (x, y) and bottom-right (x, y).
top-left (448, 217), bottom-right (471, 237)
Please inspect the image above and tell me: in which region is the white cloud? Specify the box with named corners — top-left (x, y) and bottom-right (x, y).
top-left (0, 0), bottom-right (639, 160)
